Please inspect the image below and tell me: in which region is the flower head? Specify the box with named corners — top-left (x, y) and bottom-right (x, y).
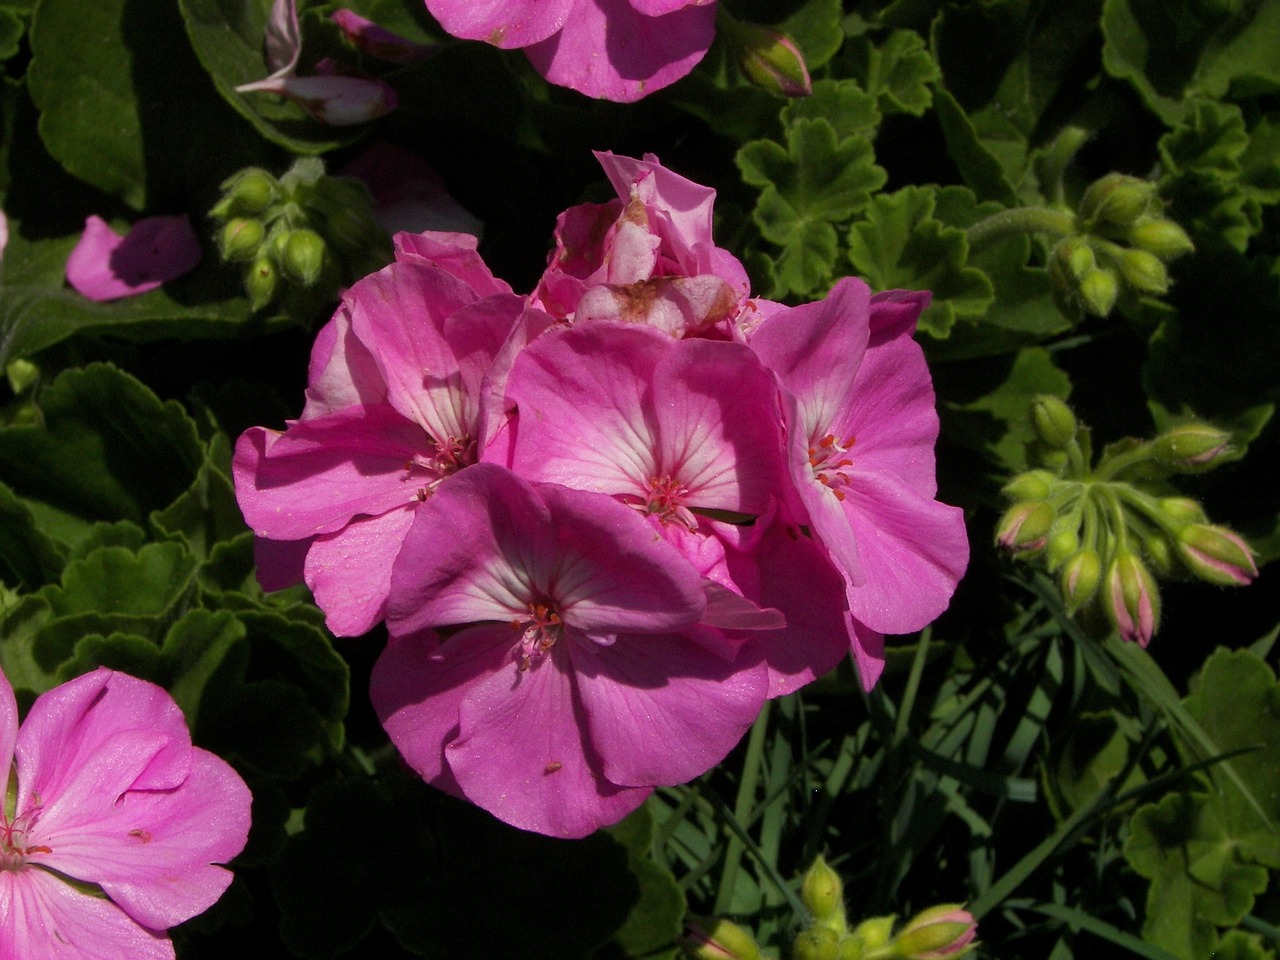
top-left (0, 667), bottom-right (250, 959)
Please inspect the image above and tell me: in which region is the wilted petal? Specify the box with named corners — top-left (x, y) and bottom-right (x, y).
top-left (66, 216), bottom-right (202, 302)
top-left (235, 74), bottom-right (397, 126)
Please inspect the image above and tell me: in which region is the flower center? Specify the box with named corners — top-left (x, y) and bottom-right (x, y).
top-left (0, 806), bottom-right (50, 872)
top-left (512, 600), bottom-right (564, 671)
top-left (405, 433), bottom-right (476, 502)
top-left (641, 475), bottom-right (699, 531)
top-left (808, 432), bottom-right (856, 501)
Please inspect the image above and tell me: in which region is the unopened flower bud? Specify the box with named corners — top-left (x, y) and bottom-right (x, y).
top-left (1128, 218), bottom-right (1194, 260)
top-left (681, 917), bottom-right (762, 960)
top-left (1079, 268), bottom-right (1119, 316)
top-left (1176, 524), bottom-right (1257, 586)
top-left (893, 905), bottom-right (977, 959)
top-left (1055, 236), bottom-right (1096, 281)
top-left (793, 926), bottom-right (840, 960)
top-left (719, 12), bottom-right (811, 98)
top-left (1030, 395), bottom-right (1078, 450)
top-left (1117, 248), bottom-right (1169, 295)
top-left (1060, 549), bottom-right (1102, 611)
top-left (281, 229), bottom-right (327, 286)
top-left (1001, 469), bottom-right (1056, 502)
top-left (1158, 497), bottom-right (1208, 524)
top-left (1105, 551), bottom-right (1161, 646)
top-left (802, 856), bottom-right (846, 931)
top-left (246, 255), bottom-right (278, 311)
top-left (219, 217), bottom-right (264, 262)
top-left (845, 916), bottom-right (895, 957)
top-left (214, 168), bottom-right (277, 218)
top-left (997, 502), bottom-right (1055, 553)
top-left (1149, 423), bottom-right (1232, 471)
top-left (1046, 526), bottom-right (1081, 568)
top-left (1080, 174), bottom-right (1157, 230)
top-left (1143, 534), bottom-right (1175, 577)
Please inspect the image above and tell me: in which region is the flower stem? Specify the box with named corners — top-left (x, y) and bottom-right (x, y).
top-left (966, 207), bottom-right (1076, 253)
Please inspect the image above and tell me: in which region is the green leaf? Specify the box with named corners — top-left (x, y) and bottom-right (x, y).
top-left (838, 28), bottom-right (939, 116)
top-left (0, 8), bottom-right (22, 63)
top-left (1159, 100), bottom-right (1250, 178)
top-left (846, 185), bottom-right (994, 337)
top-left (606, 802), bottom-right (686, 960)
top-left (159, 608), bottom-right (247, 725)
top-left (0, 479), bottom-right (66, 590)
top-left (58, 631), bottom-right (161, 681)
top-left (777, 0), bottom-right (844, 70)
top-left (151, 433), bottom-right (249, 560)
top-left (50, 542), bottom-right (198, 619)
top-left (932, 89), bottom-right (1021, 207)
top-left (781, 79), bottom-right (881, 142)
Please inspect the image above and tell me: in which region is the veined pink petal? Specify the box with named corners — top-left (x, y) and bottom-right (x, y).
top-left (424, 0), bottom-right (576, 48)
top-left (301, 304), bottom-right (388, 419)
top-left (0, 669), bottom-right (15, 787)
top-left (65, 216), bottom-right (202, 302)
top-left (447, 644), bottom-right (650, 838)
top-left (263, 0), bottom-right (301, 77)
top-left (0, 869), bottom-right (174, 960)
top-left (570, 630), bottom-right (766, 786)
top-left (393, 231), bottom-right (511, 297)
top-left (304, 505), bottom-right (417, 636)
top-left (524, 0), bottom-right (715, 101)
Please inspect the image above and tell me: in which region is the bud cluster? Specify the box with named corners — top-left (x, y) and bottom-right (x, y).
top-left (1049, 173), bottom-right (1195, 318)
top-left (996, 396), bottom-right (1257, 646)
top-left (209, 157), bottom-right (393, 313)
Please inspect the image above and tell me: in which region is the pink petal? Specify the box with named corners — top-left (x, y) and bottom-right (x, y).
top-left (66, 216), bottom-right (202, 302)
top-left (596, 152), bottom-right (717, 256)
top-left (424, 0), bottom-right (577, 48)
top-left (446, 644), bottom-right (650, 837)
top-left (304, 506), bottom-right (417, 636)
top-left (0, 208), bottom-right (9, 263)
top-left (341, 145), bottom-right (482, 238)
top-left (330, 10), bottom-right (436, 64)
top-left (570, 630), bottom-right (766, 786)
top-left (392, 231), bottom-right (511, 297)
top-left (847, 615), bottom-right (885, 692)
top-left (235, 74), bottom-right (397, 126)
top-left (264, 0), bottom-right (301, 77)
top-left (524, 0), bottom-right (714, 101)
top-left (574, 275), bottom-right (739, 336)
top-left (300, 304), bottom-right (388, 420)
top-left (630, 0), bottom-right (712, 13)
top-left (0, 668), bottom-right (15, 787)
top-left (0, 869), bottom-right (174, 960)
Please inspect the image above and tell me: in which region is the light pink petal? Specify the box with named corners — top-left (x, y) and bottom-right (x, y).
top-left (330, 10), bottom-right (436, 64)
top-left (447, 645), bottom-right (649, 837)
top-left (304, 505), bottom-right (417, 636)
top-left (534, 201), bottom-right (621, 317)
top-left (570, 631), bottom-right (766, 786)
top-left (232, 409), bottom-right (431, 541)
top-left (0, 669), bottom-right (15, 782)
top-left (840, 475), bottom-right (969, 635)
top-left (65, 216), bottom-right (202, 302)
top-left (424, 0), bottom-right (576, 48)
top-left (524, 0), bottom-right (714, 102)
top-left (394, 231), bottom-right (511, 297)
top-left (301, 304), bottom-right (388, 419)
top-left (601, 217), bottom-right (661, 285)
top-left (0, 209), bottom-right (9, 263)
top-left (596, 151), bottom-right (716, 257)
top-left (0, 870), bottom-right (173, 960)
top-left (700, 583), bottom-right (785, 631)
top-left (235, 74), bottom-right (397, 126)
top-left (35, 748), bottom-right (249, 930)
top-left (264, 0), bottom-right (301, 76)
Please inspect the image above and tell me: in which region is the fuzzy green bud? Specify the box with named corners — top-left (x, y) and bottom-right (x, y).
top-left (1176, 524), bottom-right (1257, 586)
top-left (682, 917), bottom-right (763, 960)
top-left (718, 10), bottom-right (812, 98)
top-left (892, 905), bottom-right (977, 959)
top-left (245, 255), bottom-right (278, 311)
top-left (214, 168), bottom-right (277, 218)
top-left (1060, 549), bottom-right (1102, 611)
top-left (801, 856), bottom-right (846, 931)
top-left (280, 229), bottom-right (328, 286)
top-left (793, 926), bottom-right (841, 960)
top-left (1117, 248), bottom-right (1169, 295)
top-left (1030, 395), bottom-right (1078, 450)
top-left (1158, 497), bottom-right (1208, 524)
top-left (1079, 173), bottom-right (1158, 230)
top-left (1056, 236), bottom-right (1096, 281)
top-left (996, 501), bottom-right (1056, 554)
top-left (1149, 423), bottom-right (1232, 471)
top-left (1001, 469), bottom-right (1056, 502)
top-left (1046, 526), bottom-right (1081, 568)
top-left (1079, 268), bottom-right (1119, 316)
top-left (1105, 551), bottom-right (1161, 646)
top-left (844, 916), bottom-right (895, 958)
top-left (219, 217), bottom-right (264, 262)
top-left (1143, 534), bottom-right (1175, 577)
top-left (1128, 218), bottom-right (1194, 260)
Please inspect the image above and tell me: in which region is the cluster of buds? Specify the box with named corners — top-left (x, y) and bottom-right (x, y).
top-left (996, 396), bottom-right (1258, 646)
top-left (1049, 173), bottom-right (1195, 318)
top-left (682, 858), bottom-right (977, 960)
top-left (210, 157), bottom-right (393, 314)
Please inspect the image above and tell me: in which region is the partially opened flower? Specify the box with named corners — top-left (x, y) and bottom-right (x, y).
top-left (373, 464), bottom-right (769, 837)
top-left (65, 215), bottom-right (202, 302)
top-left (0, 666), bottom-right (251, 960)
top-left (424, 0), bottom-right (717, 102)
top-left (749, 278), bottom-right (969, 689)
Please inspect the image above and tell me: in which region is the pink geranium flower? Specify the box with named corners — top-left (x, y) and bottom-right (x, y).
top-left (372, 464), bottom-right (769, 837)
top-left (65, 215), bottom-right (202, 302)
top-left (0, 667), bottom-right (250, 960)
top-left (424, 0), bottom-right (716, 102)
top-left (749, 278), bottom-right (969, 689)
top-left (534, 152), bottom-right (750, 335)
top-left (233, 232), bottom-right (549, 635)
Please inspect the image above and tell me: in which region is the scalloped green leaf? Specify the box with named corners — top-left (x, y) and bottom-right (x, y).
top-left (781, 79), bottom-right (881, 142)
top-left (1160, 100), bottom-right (1250, 178)
top-left (839, 28), bottom-right (939, 116)
top-left (159, 608), bottom-right (248, 727)
top-left (151, 433), bottom-right (249, 560)
top-left (778, 0), bottom-right (844, 70)
top-left (606, 802), bottom-right (686, 960)
top-left (0, 479), bottom-right (66, 591)
top-left (846, 185), bottom-right (994, 338)
top-left (50, 542), bottom-right (198, 619)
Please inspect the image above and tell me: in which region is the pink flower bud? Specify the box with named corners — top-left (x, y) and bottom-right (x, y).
top-left (894, 904), bottom-right (978, 959)
top-left (1149, 423), bottom-right (1233, 471)
top-left (1105, 551), bottom-right (1161, 646)
top-left (1176, 524), bottom-right (1257, 586)
top-left (681, 917), bottom-right (763, 960)
top-left (718, 12), bottom-right (812, 98)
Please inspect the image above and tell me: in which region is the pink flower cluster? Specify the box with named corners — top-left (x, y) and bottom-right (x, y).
top-left (424, 0), bottom-right (717, 102)
top-left (233, 152), bottom-right (968, 837)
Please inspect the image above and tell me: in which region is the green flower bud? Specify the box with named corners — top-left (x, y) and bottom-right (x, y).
top-left (793, 926), bottom-right (840, 960)
top-left (1060, 549), bottom-right (1102, 611)
top-left (1143, 534), bottom-right (1175, 577)
top-left (1055, 236), bottom-right (1096, 281)
top-left (1176, 524), bottom-right (1257, 586)
top-left (996, 501), bottom-right (1056, 554)
top-left (281, 229), bottom-right (328, 286)
top-left (213, 168), bottom-right (277, 218)
top-left (718, 10), bottom-right (812, 98)
top-left (1149, 423), bottom-right (1232, 471)
top-left (1030, 395), bottom-right (1078, 450)
top-left (892, 904), bottom-right (977, 959)
top-left (1128, 218), bottom-right (1194, 260)
top-left (682, 917), bottom-right (763, 960)
top-left (1079, 268), bottom-right (1119, 316)
top-left (1079, 173), bottom-right (1158, 230)
top-left (1158, 497), bottom-right (1208, 524)
top-left (1001, 469), bottom-right (1057, 502)
top-left (1117, 248), bottom-right (1169, 295)
top-left (219, 217), bottom-right (265, 262)
top-left (1046, 526), bottom-right (1081, 568)
top-left (801, 856), bottom-right (846, 931)
top-left (245, 255), bottom-right (278, 311)
top-left (844, 916), bottom-right (895, 958)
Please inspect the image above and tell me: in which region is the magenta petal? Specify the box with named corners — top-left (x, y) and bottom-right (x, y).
top-left (392, 231), bottom-right (511, 297)
top-left (848, 616), bottom-right (885, 691)
top-left (447, 645), bottom-right (649, 837)
top-left (66, 216), bottom-right (202, 302)
top-left (629, 0), bottom-right (710, 14)
top-left (301, 305), bottom-right (388, 419)
top-left (304, 505), bottom-right (416, 636)
top-left (596, 152), bottom-right (717, 252)
top-left (330, 10), bottom-right (436, 64)
top-left (570, 631), bottom-right (766, 786)
top-left (252, 535), bottom-right (311, 591)
top-left (524, 0), bottom-right (714, 101)
top-left (0, 870), bottom-right (175, 960)
top-left (424, 0), bottom-right (576, 48)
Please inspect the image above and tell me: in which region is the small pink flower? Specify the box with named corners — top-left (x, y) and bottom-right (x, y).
top-left (424, 0), bottom-right (717, 102)
top-left (65, 215), bottom-right (202, 302)
top-left (0, 667), bottom-right (250, 959)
